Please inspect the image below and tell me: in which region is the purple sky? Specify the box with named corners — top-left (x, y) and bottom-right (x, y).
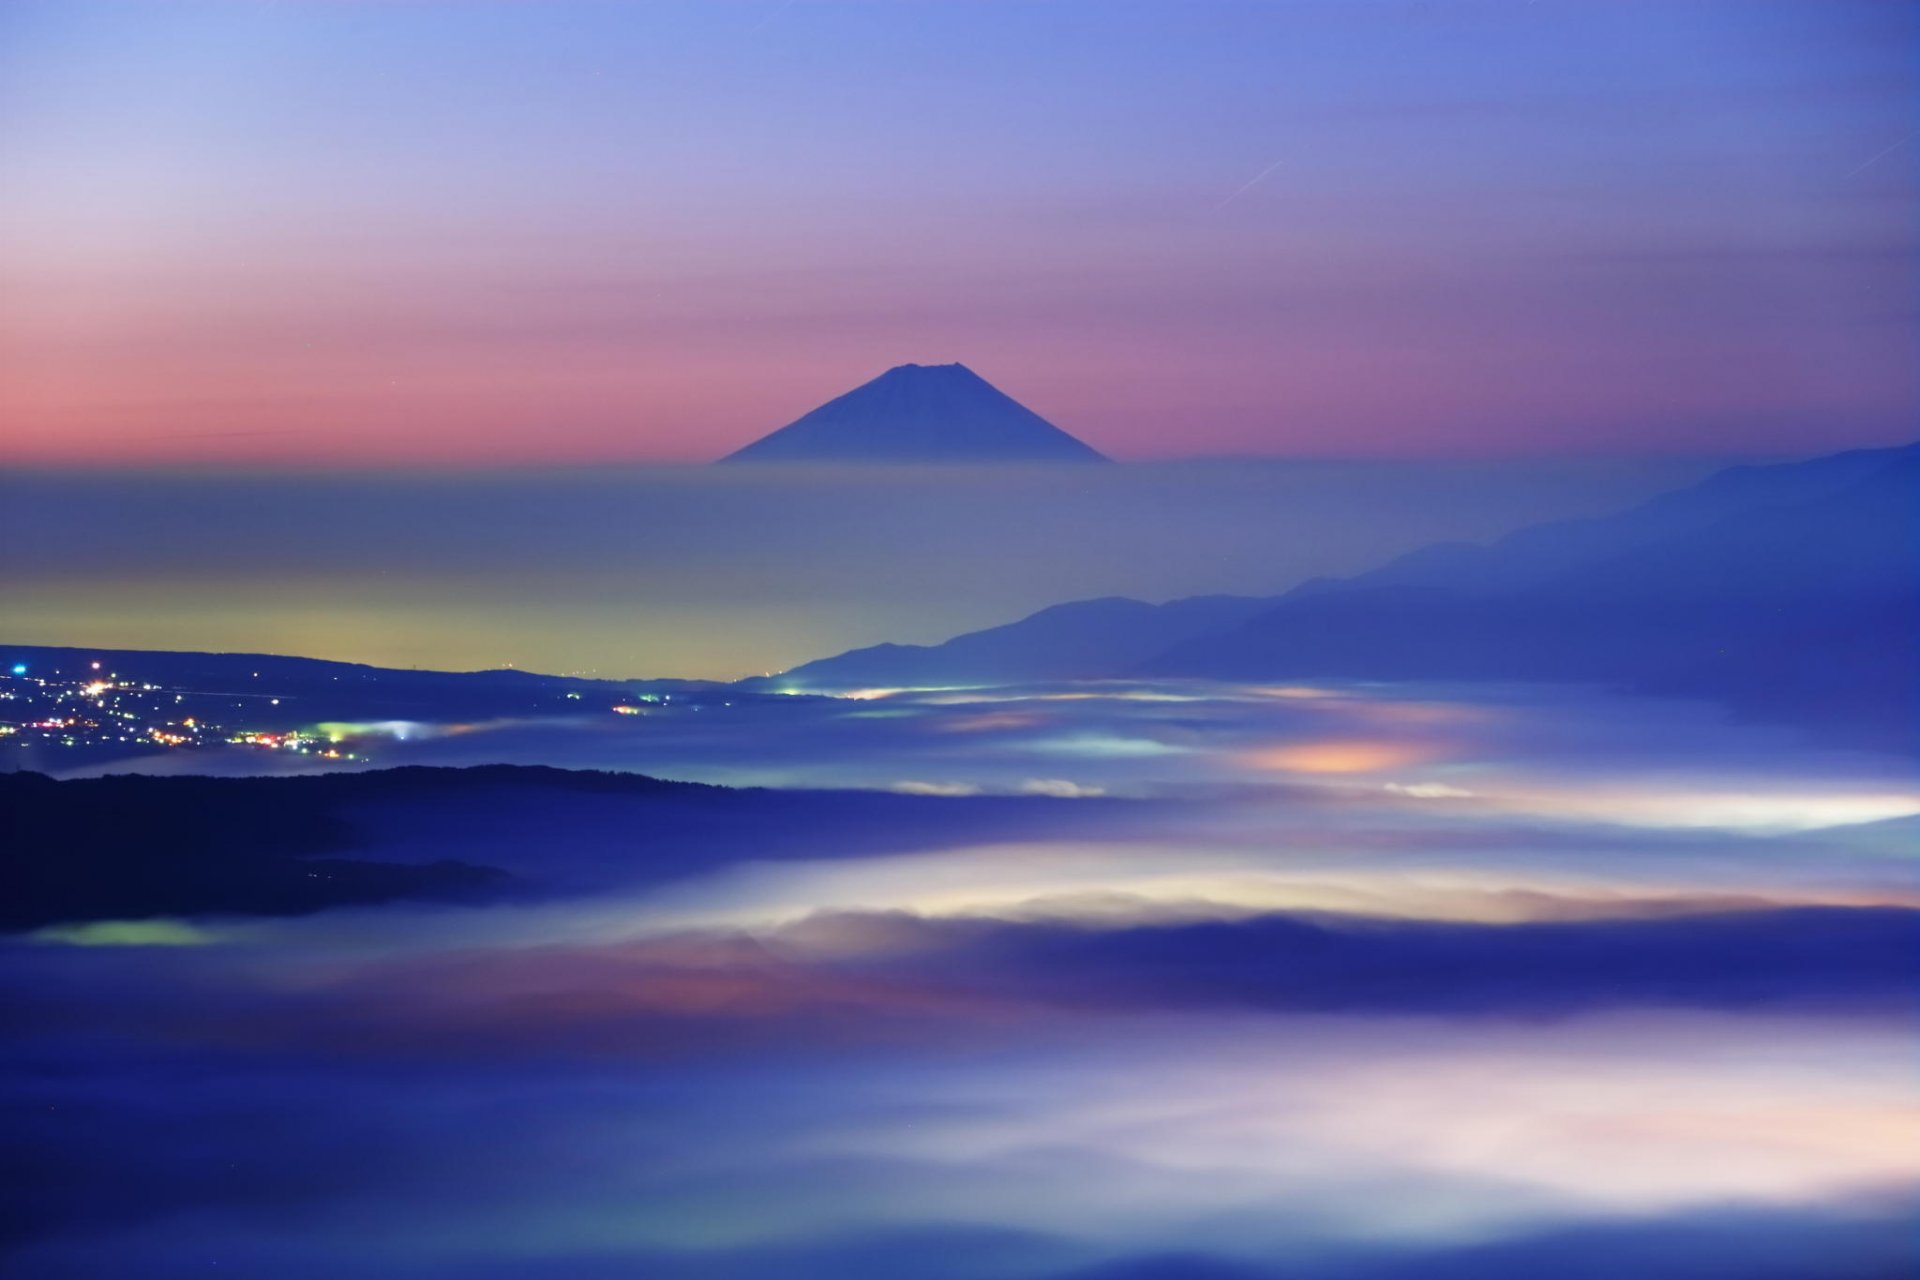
top-left (1, 0), bottom-right (1913, 463)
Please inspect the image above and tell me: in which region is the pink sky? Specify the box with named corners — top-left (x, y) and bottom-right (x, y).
top-left (1, 1), bottom-right (1912, 464)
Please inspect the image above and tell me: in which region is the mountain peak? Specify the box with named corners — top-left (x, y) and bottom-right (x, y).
top-left (719, 364), bottom-right (1107, 464)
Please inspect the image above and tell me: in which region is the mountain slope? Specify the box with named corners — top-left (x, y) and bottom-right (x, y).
top-left (1146, 444), bottom-right (1918, 747)
top-left (719, 363), bottom-right (1106, 463)
top-left (1281, 442), bottom-right (1911, 601)
top-left (769, 594), bottom-right (1269, 689)
top-left (773, 444), bottom-right (1918, 748)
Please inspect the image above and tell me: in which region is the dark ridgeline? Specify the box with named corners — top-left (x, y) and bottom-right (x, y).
top-left (0, 766), bottom-right (1109, 931)
top-left (0, 646), bottom-right (759, 773)
top-left (718, 362), bottom-right (1107, 463)
top-left (778, 443), bottom-right (1920, 752)
top-left (770, 594), bottom-right (1272, 687)
top-left (0, 768), bottom-right (511, 928)
top-left (6, 766), bottom-right (1916, 1016)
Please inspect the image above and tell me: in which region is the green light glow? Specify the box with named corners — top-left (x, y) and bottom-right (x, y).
top-left (34, 919), bottom-right (212, 947)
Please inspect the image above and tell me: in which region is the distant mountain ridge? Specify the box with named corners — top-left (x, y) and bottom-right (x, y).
top-left (0, 644), bottom-right (723, 725)
top-left (719, 362), bottom-right (1107, 463)
top-left (770, 595), bottom-right (1269, 688)
top-left (780, 443), bottom-right (1920, 750)
top-left (11, 445), bottom-right (1912, 754)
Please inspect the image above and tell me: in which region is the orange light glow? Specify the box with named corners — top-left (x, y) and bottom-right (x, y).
top-left (1245, 740), bottom-right (1439, 775)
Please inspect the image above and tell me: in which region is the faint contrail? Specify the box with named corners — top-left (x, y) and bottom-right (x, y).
top-left (1215, 158), bottom-right (1284, 210)
top-left (1841, 133), bottom-right (1911, 179)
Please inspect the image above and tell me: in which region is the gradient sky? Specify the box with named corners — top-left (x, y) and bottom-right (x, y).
top-left (1, 0), bottom-right (1913, 464)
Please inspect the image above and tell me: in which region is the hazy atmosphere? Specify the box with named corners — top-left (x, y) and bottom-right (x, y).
top-left (2, 457), bottom-right (1725, 675)
top-left (3, 3), bottom-right (1913, 1278)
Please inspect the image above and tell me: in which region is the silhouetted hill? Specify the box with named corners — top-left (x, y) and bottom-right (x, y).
top-left (1279, 441), bottom-right (1909, 601)
top-left (719, 363), bottom-right (1107, 463)
top-left (1146, 445), bottom-right (1917, 748)
top-left (0, 765), bottom-right (1120, 930)
top-left (0, 768), bottom-right (513, 929)
top-left (777, 444), bottom-right (1919, 748)
top-left (768, 595), bottom-right (1267, 689)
